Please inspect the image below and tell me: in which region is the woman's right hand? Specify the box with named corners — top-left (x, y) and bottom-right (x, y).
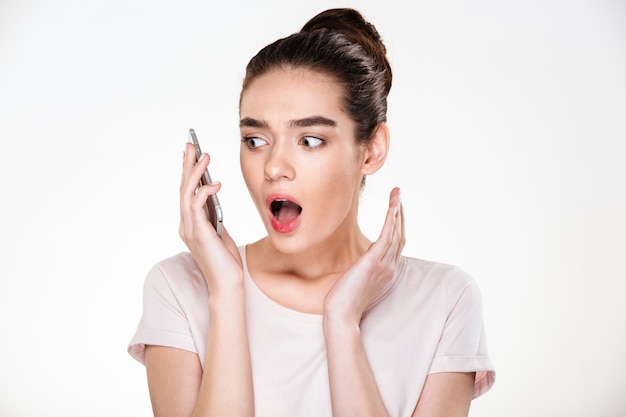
top-left (179, 142), bottom-right (243, 297)
top-left (147, 144), bottom-right (253, 417)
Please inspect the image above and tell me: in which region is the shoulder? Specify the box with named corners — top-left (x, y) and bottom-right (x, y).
top-left (148, 251), bottom-right (198, 276)
top-left (392, 255), bottom-right (482, 310)
top-left (129, 253), bottom-right (206, 363)
top-left (143, 252), bottom-right (206, 298)
top-left (398, 255), bottom-right (476, 290)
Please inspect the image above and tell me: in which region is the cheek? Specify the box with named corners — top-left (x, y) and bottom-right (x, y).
top-left (321, 151), bottom-right (363, 188)
top-left (307, 157), bottom-right (361, 205)
top-left (239, 151), bottom-right (256, 180)
top-left (240, 154), bottom-right (259, 193)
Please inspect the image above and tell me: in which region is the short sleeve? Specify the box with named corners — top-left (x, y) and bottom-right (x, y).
top-left (428, 268), bottom-right (495, 398)
top-left (127, 263), bottom-right (197, 365)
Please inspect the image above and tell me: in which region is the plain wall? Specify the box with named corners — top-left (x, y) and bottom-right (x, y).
top-left (1, 0), bottom-right (625, 415)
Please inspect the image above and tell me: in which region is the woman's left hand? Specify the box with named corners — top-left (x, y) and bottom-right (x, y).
top-left (323, 187), bottom-right (405, 325)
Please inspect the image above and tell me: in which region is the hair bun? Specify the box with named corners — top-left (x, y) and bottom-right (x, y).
top-left (243, 8), bottom-right (392, 146)
top-left (301, 8), bottom-right (390, 84)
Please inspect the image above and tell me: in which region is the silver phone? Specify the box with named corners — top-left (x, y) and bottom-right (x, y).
top-left (189, 128), bottom-right (223, 238)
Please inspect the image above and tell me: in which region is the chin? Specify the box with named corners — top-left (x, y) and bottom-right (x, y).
top-left (264, 227), bottom-right (321, 255)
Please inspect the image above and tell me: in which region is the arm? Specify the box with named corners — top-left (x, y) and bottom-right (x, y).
top-left (323, 328), bottom-right (475, 417)
top-left (323, 188), bottom-right (404, 416)
top-left (143, 143), bottom-right (254, 417)
top-left (411, 372), bottom-right (475, 417)
top-left (192, 288), bottom-right (254, 416)
top-left (323, 318), bottom-right (389, 416)
top-left (323, 329), bottom-right (475, 417)
top-left (145, 346), bottom-right (202, 417)
top-left (144, 286), bottom-right (253, 417)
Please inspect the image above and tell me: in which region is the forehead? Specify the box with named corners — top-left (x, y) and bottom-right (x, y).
top-left (239, 68), bottom-right (347, 120)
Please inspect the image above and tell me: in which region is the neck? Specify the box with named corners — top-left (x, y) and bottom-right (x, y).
top-left (252, 222), bottom-right (370, 281)
top-left (244, 207), bottom-right (371, 314)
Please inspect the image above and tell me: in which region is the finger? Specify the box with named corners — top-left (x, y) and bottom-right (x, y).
top-left (191, 182), bottom-right (222, 211)
top-left (391, 188), bottom-right (403, 247)
top-left (189, 182), bottom-right (222, 233)
top-left (380, 188), bottom-right (403, 265)
top-left (180, 159), bottom-right (218, 242)
top-left (180, 147), bottom-right (200, 240)
top-left (389, 196), bottom-right (405, 264)
top-left (179, 143), bottom-right (195, 231)
top-left (181, 148), bottom-right (211, 198)
top-left (180, 146), bottom-right (207, 207)
top-left (370, 188), bottom-right (400, 262)
top-left (394, 188), bottom-right (404, 253)
top-left (399, 200), bottom-right (406, 250)
top-left (180, 155), bottom-right (212, 232)
top-left (180, 142), bottom-right (197, 188)
top-left (187, 153), bottom-right (211, 197)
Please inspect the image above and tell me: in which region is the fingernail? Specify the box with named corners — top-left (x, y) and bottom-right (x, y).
top-left (198, 153), bottom-right (206, 162)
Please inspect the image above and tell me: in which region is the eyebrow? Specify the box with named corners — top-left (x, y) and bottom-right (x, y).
top-left (240, 117), bottom-right (269, 129)
top-left (289, 116), bottom-right (337, 128)
top-left (239, 116), bottom-right (337, 129)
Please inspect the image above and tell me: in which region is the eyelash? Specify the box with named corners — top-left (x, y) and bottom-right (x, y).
top-left (241, 136), bottom-right (267, 149)
top-left (241, 136), bottom-right (326, 150)
top-left (299, 136), bottom-right (325, 149)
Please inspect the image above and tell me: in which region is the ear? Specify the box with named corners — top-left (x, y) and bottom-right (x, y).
top-left (361, 123), bottom-right (390, 175)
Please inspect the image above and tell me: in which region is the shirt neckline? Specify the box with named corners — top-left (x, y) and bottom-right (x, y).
top-left (239, 245), bottom-right (406, 323)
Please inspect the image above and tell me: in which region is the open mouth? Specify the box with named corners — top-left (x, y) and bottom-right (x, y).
top-left (270, 199), bottom-right (302, 225)
top-left (267, 196), bottom-right (303, 234)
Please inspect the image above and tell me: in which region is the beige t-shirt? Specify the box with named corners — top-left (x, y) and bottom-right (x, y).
top-left (129, 248), bottom-right (495, 416)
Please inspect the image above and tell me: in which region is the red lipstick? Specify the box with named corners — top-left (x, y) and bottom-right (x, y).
top-left (266, 194), bottom-right (302, 234)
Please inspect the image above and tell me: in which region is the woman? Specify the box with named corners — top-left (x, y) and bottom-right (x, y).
top-left (129, 8), bottom-right (495, 417)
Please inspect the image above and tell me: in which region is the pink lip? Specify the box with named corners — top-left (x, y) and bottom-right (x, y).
top-left (266, 193), bottom-right (302, 234)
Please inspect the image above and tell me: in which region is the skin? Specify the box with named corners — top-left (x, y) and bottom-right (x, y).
top-left (239, 68), bottom-right (385, 312)
top-left (144, 68), bottom-right (475, 417)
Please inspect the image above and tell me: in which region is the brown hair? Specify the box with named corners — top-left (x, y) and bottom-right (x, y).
top-left (241, 8), bottom-right (392, 145)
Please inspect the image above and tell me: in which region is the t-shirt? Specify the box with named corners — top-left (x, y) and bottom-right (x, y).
top-left (128, 247), bottom-right (495, 416)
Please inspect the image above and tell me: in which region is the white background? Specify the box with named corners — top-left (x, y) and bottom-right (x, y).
top-left (1, 0), bottom-right (625, 416)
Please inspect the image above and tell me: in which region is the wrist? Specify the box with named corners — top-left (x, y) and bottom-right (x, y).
top-left (323, 308), bottom-right (361, 338)
top-left (208, 282), bottom-right (246, 313)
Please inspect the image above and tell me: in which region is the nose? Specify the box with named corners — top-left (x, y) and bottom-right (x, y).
top-left (264, 141), bottom-right (295, 182)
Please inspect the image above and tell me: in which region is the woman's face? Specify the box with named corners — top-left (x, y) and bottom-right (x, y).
top-left (239, 68), bottom-right (366, 254)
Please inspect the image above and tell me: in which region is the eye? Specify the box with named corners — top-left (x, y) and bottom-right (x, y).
top-left (299, 136), bottom-right (324, 149)
top-left (242, 136), bottom-right (267, 149)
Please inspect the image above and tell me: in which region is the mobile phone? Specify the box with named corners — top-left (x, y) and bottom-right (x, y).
top-left (189, 128), bottom-right (223, 238)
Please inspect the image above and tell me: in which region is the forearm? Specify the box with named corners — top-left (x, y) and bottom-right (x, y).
top-left (192, 288), bottom-right (254, 417)
top-left (324, 316), bottom-right (389, 417)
